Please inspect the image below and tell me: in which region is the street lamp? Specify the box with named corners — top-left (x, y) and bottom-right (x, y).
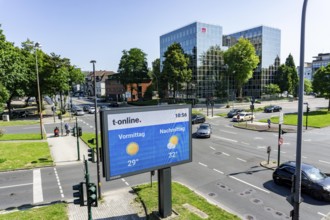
top-left (90, 60), bottom-right (101, 199)
top-left (223, 64), bottom-right (229, 105)
top-left (34, 42), bottom-right (43, 139)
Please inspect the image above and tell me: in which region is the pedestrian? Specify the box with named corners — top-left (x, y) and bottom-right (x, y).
top-left (267, 118), bottom-right (271, 129)
top-left (64, 123), bottom-right (70, 135)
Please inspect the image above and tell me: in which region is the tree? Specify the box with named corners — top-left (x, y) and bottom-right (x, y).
top-left (150, 58), bottom-right (162, 98)
top-left (264, 83), bottom-right (281, 96)
top-left (304, 78), bottom-right (313, 95)
top-left (312, 64), bottom-right (330, 111)
top-left (118, 48), bottom-right (149, 100)
top-left (224, 38), bottom-right (259, 98)
top-left (0, 83), bottom-right (9, 111)
top-left (162, 43), bottom-right (192, 99)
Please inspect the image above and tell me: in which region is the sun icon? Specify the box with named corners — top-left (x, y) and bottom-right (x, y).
top-left (167, 135), bottom-right (178, 149)
top-left (126, 142), bottom-right (139, 156)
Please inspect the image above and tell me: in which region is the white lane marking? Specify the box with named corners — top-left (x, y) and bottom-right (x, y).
top-left (90, 126), bottom-right (94, 129)
top-left (283, 143), bottom-right (290, 145)
top-left (213, 169), bottom-right (224, 174)
top-left (302, 156), bottom-right (307, 159)
top-left (209, 146), bottom-right (216, 150)
top-left (229, 176), bottom-right (270, 194)
top-left (254, 137), bottom-right (263, 140)
top-left (33, 169), bottom-right (43, 203)
top-left (304, 139), bottom-right (311, 142)
top-left (219, 130), bottom-right (237, 135)
top-left (236, 158), bottom-right (247, 162)
top-left (317, 212), bottom-right (326, 217)
top-left (241, 142), bottom-right (250, 145)
top-left (121, 178), bottom-right (130, 186)
top-left (199, 162), bottom-right (207, 167)
top-left (222, 152), bottom-right (230, 156)
top-left (213, 135), bottom-right (238, 143)
top-left (319, 160), bottom-right (330, 165)
top-left (0, 183), bottom-right (32, 189)
top-left (257, 146), bottom-right (266, 149)
top-left (54, 168), bottom-right (64, 198)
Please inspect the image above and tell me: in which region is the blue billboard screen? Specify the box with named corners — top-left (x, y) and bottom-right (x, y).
top-left (100, 105), bottom-right (192, 181)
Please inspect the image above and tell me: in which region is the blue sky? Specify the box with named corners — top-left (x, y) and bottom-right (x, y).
top-left (0, 0), bottom-right (329, 71)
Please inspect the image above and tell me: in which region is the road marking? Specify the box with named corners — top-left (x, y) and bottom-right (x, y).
top-left (33, 169), bottom-right (43, 203)
top-left (304, 139), bottom-right (312, 142)
top-left (283, 143), bottom-right (290, 145)
top-left (213, 169), bottom-right (224, 174)
top-left (254, 137), bottom-right (263, 140)
top-left (229, 176), bottom-right (270, 194)
top-left (209, 146), bottom-right (216, 150)
top-left (319, 160), bottom-right (330, 165)
top-left (317, 212), bottom-right (326, 217)
top-left (0, 183), bottom-right (32, 189)
top-left (222, 152), bottom-right (230, 156)
top-left (54, 168), bottom-right (64, 198)
top-left (213, 135), bottom-right (237, 143)
top-left (121, 178), bottom-right (130, 186)
top-left (257, 146), bottom-right (266, 149)
top-left (236, 158), bottom-right (247, 162)
top-left (219, 130), bottom-right (237, 135)
top-left (199, 162), bottom-right (207, 167)
top-left (302, 156), bottom-right (307, 159)
top-left (241, 142), bottom-right (250, 145)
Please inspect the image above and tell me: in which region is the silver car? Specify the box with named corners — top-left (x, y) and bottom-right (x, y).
top-left (75, 109), bottom-right (85, 116)
top-left (196, 123), bottom-right (212, 138)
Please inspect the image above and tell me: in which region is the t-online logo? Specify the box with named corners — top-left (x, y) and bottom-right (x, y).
top-left (112, 117), bottom-right (141, 125)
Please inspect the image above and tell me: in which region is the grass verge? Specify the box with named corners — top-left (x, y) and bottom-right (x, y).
top-left (0, 133), bottom-right (42, 141)
top-left (0, 203), bottom-right (68, 220)
top-left (259, 110), bottom-right (330, 128)
top-left (133, 182), bottom-right (239, 220)
top-left (0, 120), bottom-right (39, 127)
top-left (0, 141), bottom-right (53, 171)
top-left (80, 133), bottom-right (101, 149)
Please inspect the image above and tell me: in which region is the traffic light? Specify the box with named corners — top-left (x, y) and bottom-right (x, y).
top-left (281, 129), bottom-right (287, 135)
top-left (307, 107), bottom-right (310, 113)
top-left (88, 138), bottom-right (95, 144)
top-left (88, 148), bottom-right (95, 163)
top-left (72, 182), bottom-right (84, 206)
top-left (78, 127), bottom-right (82, 136)
top-left (87, 183), bottom-right (98, 207)
top-left (71, 127), bottom-right (76, 137)
top-left (58, 113), bottom-right (62, 119)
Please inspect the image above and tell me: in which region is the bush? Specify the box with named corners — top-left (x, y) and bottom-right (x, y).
top-left (0, 128), bottom-right (5, 137)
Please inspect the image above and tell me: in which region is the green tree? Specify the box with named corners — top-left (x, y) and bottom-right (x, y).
top-left (264, 83), bottom-right (281, 96)
top-left (118, 48), bottom-right (149, 100)
top-left (224, 38), bottom-right (259, 98)
top-left (150, 58), bottom-right (162, 98)
top-left (304, 78), bottom-right (313, 94)
top-left (162, 43), bottom-right (192, 99)
top-left (312, 65), bottom-right (330, 111)
top-left (0, 83), bottom-right (9, 111)
top-left (275, 54), bottom-right (298, 97)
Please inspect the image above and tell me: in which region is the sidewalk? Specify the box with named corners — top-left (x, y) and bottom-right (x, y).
top-left (46, 132), bottom-right (147, 219)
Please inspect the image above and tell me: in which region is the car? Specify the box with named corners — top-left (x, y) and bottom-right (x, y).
top-left (273, 161), bottom-right (330, 201)
top-left (191, 114), bottom-right (206, 124)
top-left (83, 105), bottom-right (92, 112)
top-left (195, 123), bottom-right (212, 138)
top-left (264, 105), bottom-right (282, 113)
top-left (88, 107), bottom-right (96, 114)
top-left (227, 109), bottom-right (244, 118)
top-left (75, 109), bottom-right (85, 116)
top-left (100, 105), bottom-right (110, 110)
top-left (232, 112), bottom-right (255, 122)
top-left (109, 102), bottom-right (119, 107)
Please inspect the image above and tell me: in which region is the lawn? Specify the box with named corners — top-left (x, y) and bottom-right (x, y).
top-left (80, 132), bottom-right (101, 149)
top-left (0, 203), bottom-right (68, 220)
top-left (0, 141), bottom-right (53, 171)
top-left (259, 110), bottom-right (330, 128)
top-left (0, 120), bottom-right (39, 127)
top-left (133, 182), bottom-right (239, 220)
top-left (0, 133), bottom-right (42, 140)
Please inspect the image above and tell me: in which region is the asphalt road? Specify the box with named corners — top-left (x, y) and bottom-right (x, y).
top-left (1, 96), bottom-right (329, 219)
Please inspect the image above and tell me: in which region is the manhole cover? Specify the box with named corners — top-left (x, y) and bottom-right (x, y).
top-left (264, 207), bottom-right (273, 213)
top-left (250, 198), bottom-right (263, 205)
top-left (244, 214), bottom-right (256, 220)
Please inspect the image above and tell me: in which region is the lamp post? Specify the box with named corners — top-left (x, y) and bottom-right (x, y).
top-left (90, 60), bottom-right (102, 199)
top-left (223, 64), bottom-right (229, 105)
top-left (34, 42), bottom-right (43, 139)
top-left (152, 73), bottom-right (159, 105)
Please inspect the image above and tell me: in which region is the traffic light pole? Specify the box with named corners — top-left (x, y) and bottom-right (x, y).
top-left (76, 117), bottom-right (80, 161)
top-left (84, 159), bottom-right (92, 220)
top-left (278, 123), bottom-right (281, 167)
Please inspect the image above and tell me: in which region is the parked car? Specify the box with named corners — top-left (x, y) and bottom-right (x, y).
top-left (273, 161), bottom-right (330, 201)
top-left (232, 112), bottom-right (255, 122)
top-left (75, 109), bottom-right (85, 116)
top-left (191, 114), bottom-right (206, 124)
top-left (227, 109), bottom-right (244, 118)
top-left (196, 123), bottom-right (212, 138)
top-left (264, 105), bottom-right (282, 113)
top-left (83, 105), bottom-right (92, 112)
top-left (109, 102), bottom-right (119, 107)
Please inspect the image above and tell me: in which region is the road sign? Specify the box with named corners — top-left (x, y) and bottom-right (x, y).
top-left (279, 137), bottom-right (283, 145)
top-left (279, 112), bottom-right (283, 124)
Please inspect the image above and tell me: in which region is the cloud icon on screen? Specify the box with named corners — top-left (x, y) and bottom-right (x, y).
top-left (167, 135), bottom-right (178, 149)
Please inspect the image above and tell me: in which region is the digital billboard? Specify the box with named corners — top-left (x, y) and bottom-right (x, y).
top-left (100, 105), bottom-right (192, 181)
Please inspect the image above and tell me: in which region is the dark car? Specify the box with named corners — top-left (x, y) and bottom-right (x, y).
top-left (273, 161), bottom-right (330, 201)
top-left (83, 105), bottom-right (92, 112)
top-left (227, 109), bottom-right (244, 118)
top-left (264, 105), bottom-right (282, 113)
top-left (195, 123), bottom-right (212, 138)
top-left (109, 102), bottom-right (119, 107)
top-left (191, 114), bottom-right (205, 124)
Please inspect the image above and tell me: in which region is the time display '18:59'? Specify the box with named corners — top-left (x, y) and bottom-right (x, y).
top-left (175, 112), bottom-right (187, 118)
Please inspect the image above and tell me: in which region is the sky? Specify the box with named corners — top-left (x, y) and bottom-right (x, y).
top-left (0, 0), bottom-right (329, 72)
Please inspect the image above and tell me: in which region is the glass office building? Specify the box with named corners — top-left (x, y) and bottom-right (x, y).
top-left (160, 22), bottom-right (223, 99)
top-left (225, 26), bottom-right (281, 98)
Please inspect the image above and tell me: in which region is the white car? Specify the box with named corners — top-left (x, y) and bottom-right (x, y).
top-left (75, 109), bottom-right (85, 116)
top-left (88, 107), bottom-right (96, 114)
top-left (232, 112), bottom-right (255, 122)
